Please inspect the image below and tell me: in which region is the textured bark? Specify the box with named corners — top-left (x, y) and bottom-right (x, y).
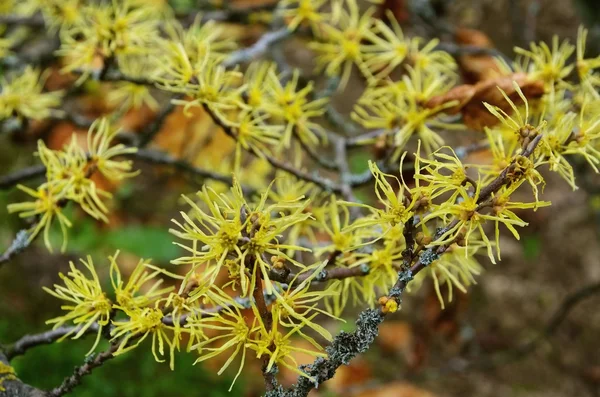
top-left (0, 351), bottom-right (44, 397)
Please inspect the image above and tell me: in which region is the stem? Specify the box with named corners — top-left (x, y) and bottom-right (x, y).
top-left (252, 266), bottom-right (276, 391)
top-left (46, 343), bottom-right (119, 397)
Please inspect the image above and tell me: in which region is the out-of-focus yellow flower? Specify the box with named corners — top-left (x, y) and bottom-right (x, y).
top-left (282, 0), bottom-right (329, 34)
top-left (7, 118), bottom-right (138, 252)
top-left (409, 243), bottom-right (484, 309)
top-left (576, 26), bottom-right (600, 91)
top-left (0, 67), bottom-right (63, 121)
top-left (309, 0), bottom-right (376, 88)
top-left (512, 36), bottom-right (574, 87)
top-left (87, 118), bottom-right (139, 180)
top-left (265, 70), bottom-right (328, 149)
top-left (362, 10), bottom-right (409, 79)
top-left (57, 1), bottom-right (160, 80)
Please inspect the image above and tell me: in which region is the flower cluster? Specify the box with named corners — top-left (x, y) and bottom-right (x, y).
top-left (7, 119), bottom-right (138, 251)
top-left (0, 67), bottom-right (63, 121)
top-left (3, 0), bottom-right (600, 393)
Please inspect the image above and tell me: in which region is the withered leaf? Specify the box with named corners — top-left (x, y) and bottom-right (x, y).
top-left (426, 73), bottom-right (545, 131)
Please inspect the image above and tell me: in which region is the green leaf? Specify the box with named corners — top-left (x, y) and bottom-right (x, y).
top-left (105, 225), bottom-right (180, 262)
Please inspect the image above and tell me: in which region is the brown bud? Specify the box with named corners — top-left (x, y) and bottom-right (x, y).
top-left (415, 232), bottom-right (432, 246)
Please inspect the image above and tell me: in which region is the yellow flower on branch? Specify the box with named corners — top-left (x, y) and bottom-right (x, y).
top-left (43, 256), bottom-right (112, 355)
top-left (7, 183), bottom-right (72, 252)
top-left (111, 307), bottom-right (177, 368)
top-left (0, 67), bottom-right (63, 121)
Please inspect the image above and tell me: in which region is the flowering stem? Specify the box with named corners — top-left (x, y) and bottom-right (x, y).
top-left (478, 134), bottom-right (543, 202)
top-left (201, 103), bottom-right (344, 193)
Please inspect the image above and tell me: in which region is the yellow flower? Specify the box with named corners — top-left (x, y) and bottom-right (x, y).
top-left (315, 195), bottom-right (373, 257)
top-left (43, 256), bottom-right (112, 355)
top-left (483, 82), bottom-right (546, 140)
top-left (232, 110), bottom-right (282, 173)
top-left (186, 294), bottom-right (260, 391)
top-left (309, 0), bottom-right (376, 88)
top-left (282, 0), bottom-right (329, 34)
top-left (0, 67), bottom-right (63, 121)
top-left (414, 146), bottom-right (469, 203)
top-left (513, 35), bottom-right (574, 87)
top-left (576, 26), bottom-right (600, 91)
top-left (171, 178), bottom-right (311, 296)
top-left (109, 251), bottom-right (173, 311)
top-left (57, 1), bottom-right (161, 80)
top-left (409, 243), bottom-right (484, 309)
top-left (253, 317), bottom-right (327, 382)
top-left (87, 118), bottom-right (139, 180)
top-left (407, 36), bottom-right (457, 75)
top-left (170, 59), bottom-right (245, 121)
top-left (7, 183), bottom-right (72, 252)
top-left (484, 181), bottom-right (551, 260)
top-left (111, 306), bottom-right (177, 369)
top-left (362, 10), bottom-right (409, 79)
top-left (272, 261), bottom-right (342, 341)
top-left (265, 69), bottom-right (328, 149)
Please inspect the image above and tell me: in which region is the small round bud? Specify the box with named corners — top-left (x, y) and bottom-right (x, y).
top-left (415, 232), bottom-right (432, 246)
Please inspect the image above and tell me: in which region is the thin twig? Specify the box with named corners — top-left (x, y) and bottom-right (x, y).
top-left (133, 149), bottom-right (256, 195)
top-left (0, 230), bottom-right (30, 268)
top-left (7, 324), bottom-right (100, 360)
top-left (253, 266), bottom-right (277, 392)
top-left (0, 165), bottom-right (46, 190)
top-left (0, 14), bottom-right (45, 27)
top-left (137, 99), bottom-right (180, 148)
top-left (202, 104), bottom-right (344, 193)
top-left (46, 343), bottom-right (120, 397)
top-left (222, 28), bottom-right (291, 68)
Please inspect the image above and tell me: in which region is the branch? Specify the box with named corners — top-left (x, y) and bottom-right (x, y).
top-left (253, 267), bottom-right (278, 392)
top-left (6, 324), bottom-right (99, 360)
top-left (478, 134), bottom-right (542, 202)
top-left (201, 104), bottom-right (344, 193)
top-left (276, 134), bottom-right (546, 396)
top-left (45, 343), bottom-right (119, 397)
top-left (0, 351), bottom-right (44, 397)
top-left (0, 230), bottom-right (30, 268)
top-left (136, 99), bottom-right (180, 148)
top-left (270, 263), bottom-right (370, 285)
top-left (222, 28), bottom-right (291, 68)
top-left (0, 14), bottom-right (45, 28)
top-left (132, 149), bottom-right (256, 195)
top-left (0, 165), bottom-right (46, 191)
